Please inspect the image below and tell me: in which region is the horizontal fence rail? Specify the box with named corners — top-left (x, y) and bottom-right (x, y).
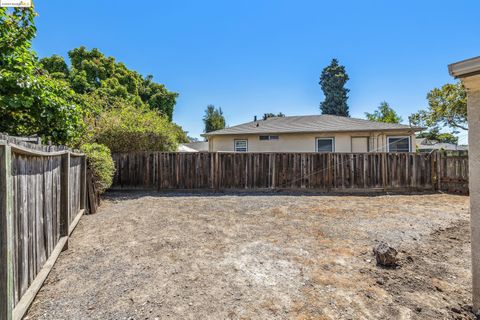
top-left (0, 136), bottom-right (87, 320)
top-left (112, 151), bottom-right (468, 193)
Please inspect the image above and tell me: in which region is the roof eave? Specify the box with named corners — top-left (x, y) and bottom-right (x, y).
top-left (204, 126), bottom-right (423, 137)
top-left (448, 56), bottom-right (480, 78)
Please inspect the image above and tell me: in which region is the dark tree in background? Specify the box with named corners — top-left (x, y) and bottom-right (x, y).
top-left (262, 112), bottom-right (285, 120)
top-left (319, 59), bottom-right (350, 117)
top-left (417, 128), bottom-right (459, 145)
top-left (203, 105), bottom-right (226, 133)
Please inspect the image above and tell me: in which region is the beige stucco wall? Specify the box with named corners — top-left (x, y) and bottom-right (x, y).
top-left (208, 130), bottom-right (416, 152)
top-left (463, 74), bottom-right (480, 310)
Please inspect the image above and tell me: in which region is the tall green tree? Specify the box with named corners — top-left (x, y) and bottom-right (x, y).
top-left (40, 46), bottom-right (179, 121)
top-left (365, 101), bottom-right (402, 123)
top-left (410, 82), bottom-right (467, 131)
top-left (203, 105), bottom-right (226, 133)
top-left (0, 7), bottom-right (86, 144)
top-left (319, 59), bottom-right (350, 117)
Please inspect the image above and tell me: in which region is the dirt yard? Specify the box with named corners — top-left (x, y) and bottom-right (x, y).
top-left (25, 192), bottom-right (474, 320)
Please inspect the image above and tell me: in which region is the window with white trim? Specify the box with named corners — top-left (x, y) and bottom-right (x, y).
top-left (234, 139), bottom-right (248, 152)
top-left (316, 138), bottom-right (334, 152)
top-left (387, 136), bottom-right (411, 152)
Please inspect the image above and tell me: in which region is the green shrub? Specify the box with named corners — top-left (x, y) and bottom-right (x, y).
top-left (80, 143), bottom-right (115, 193)
top-left (94, 106), bottom-right (184, 152)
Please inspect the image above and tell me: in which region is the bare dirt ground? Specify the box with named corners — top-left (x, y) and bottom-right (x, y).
top-left (25, 191), bottom-right (474, 320)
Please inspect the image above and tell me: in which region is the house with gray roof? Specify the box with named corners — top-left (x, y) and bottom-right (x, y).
top-left (203, 115), bottom-right (422, 153)
top-left (416, 138), bottom-right (468, 152)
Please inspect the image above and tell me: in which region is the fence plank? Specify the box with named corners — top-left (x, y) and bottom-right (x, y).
top-left (60, 153), bottom-right (70, 239)
top-left (1, 144), bottom-right (14, 320)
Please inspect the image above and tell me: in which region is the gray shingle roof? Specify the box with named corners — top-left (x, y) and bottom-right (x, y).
top-left (416, 138), bottom-right (468, 151)
top-left (204, 115), bottom-right (421, 136)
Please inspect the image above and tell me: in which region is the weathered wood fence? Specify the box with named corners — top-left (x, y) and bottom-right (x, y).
top-left (111, 151), bottom-right (469, 193)
top-left (0, 136), bottom-right (87, 320)
top-left (436, 151), bottom-right (469, 194)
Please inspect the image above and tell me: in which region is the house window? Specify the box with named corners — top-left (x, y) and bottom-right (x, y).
top-left (387, 136), bottom-right (411, 152)
top-left (259, 135), bottom-right (279, 141)
top-left (234, 139), bottom-right (248, 152)
top-left (316, 138), bottom-right (334, 152)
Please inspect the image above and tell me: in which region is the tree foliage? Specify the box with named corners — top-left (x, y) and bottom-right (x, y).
top-left (0, 7), bottom-right (87, 144)
top-left (1, 6), bottom-right (187, 151)
top-left (365, 101), bottom-right (402, 124)
top-left (203, 105), bottom-right (226, 133)
top-left (262, 112), bottom-right (285, 120)
top-left (410, 82), bottom-right (467, 131)
top-left (39, 54), bottom-right (69, 79)
top-left (94, 106), bottom-right (187, 153)
top-left (40, 47), bottom-right (179, 121)
top-left (417, 128), bottom-right (459, 145)
top-left (319, 59), bottom-right (350, 117)
top-left (80, 143), bottom-right (115, 193)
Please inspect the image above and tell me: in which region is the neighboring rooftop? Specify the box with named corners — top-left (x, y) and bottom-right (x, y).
top-left (177, 144), bottom-right (199, 152)
top-left (416, 138), bottom-right (468, 151)
top-left (203, 115), bottom-right (421, 136)
top-left (181, 141), bottom-right (209, 152)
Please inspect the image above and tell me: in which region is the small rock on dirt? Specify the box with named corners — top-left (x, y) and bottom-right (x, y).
top-left (373, 242), bottom-right (398, 267)
top-left (451, 306), bottom-right (462, 314)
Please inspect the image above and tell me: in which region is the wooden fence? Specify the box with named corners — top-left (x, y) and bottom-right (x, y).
top-left (112, 151), bottom-right (468, 193)
top-left (436, 150), bottom-right (469, 194)
top-left (0, 136), bottom-right (87, 320)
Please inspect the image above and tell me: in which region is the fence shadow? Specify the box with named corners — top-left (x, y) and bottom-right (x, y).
top-left (104, 189), bottom-right (443, 201)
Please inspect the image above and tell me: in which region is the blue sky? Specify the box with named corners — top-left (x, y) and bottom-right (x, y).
top-left (33, 1), bottom-right (479, 143)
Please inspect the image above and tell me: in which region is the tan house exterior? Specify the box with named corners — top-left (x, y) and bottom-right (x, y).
top-left (203, 115), bottom-right (421, 153)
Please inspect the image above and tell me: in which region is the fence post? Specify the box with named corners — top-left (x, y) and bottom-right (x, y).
top-left (80, 155), bottom-right (87, 211)
top-left (382, 153), bottom-right (387, 190)
top-left (215, 152), bottom-right (220, 191)
top-left (271, 153), bottom-right (276, 189)
top-left (435, 151), bottom-right (441, 191)
top-left (60, 152), bottom-right (70, 245)
top-left (0, 144), bottom-right (13, 320)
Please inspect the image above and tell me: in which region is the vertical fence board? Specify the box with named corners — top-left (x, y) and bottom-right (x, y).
top-left (1, 145), bottom-right (14, 320)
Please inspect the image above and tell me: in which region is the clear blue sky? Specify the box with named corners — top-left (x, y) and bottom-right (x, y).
top-left (33, 0), bottom-right (479, 143)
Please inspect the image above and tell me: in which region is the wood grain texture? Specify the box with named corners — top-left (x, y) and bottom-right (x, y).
top-left (60, 153), bottom-right (70, 238)
top-left (1, 145), bottom-right (14, 320)
top-left (437, 151), bottom-right (469, 194)
top-left (12, 236), bottom-right (68, 320)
